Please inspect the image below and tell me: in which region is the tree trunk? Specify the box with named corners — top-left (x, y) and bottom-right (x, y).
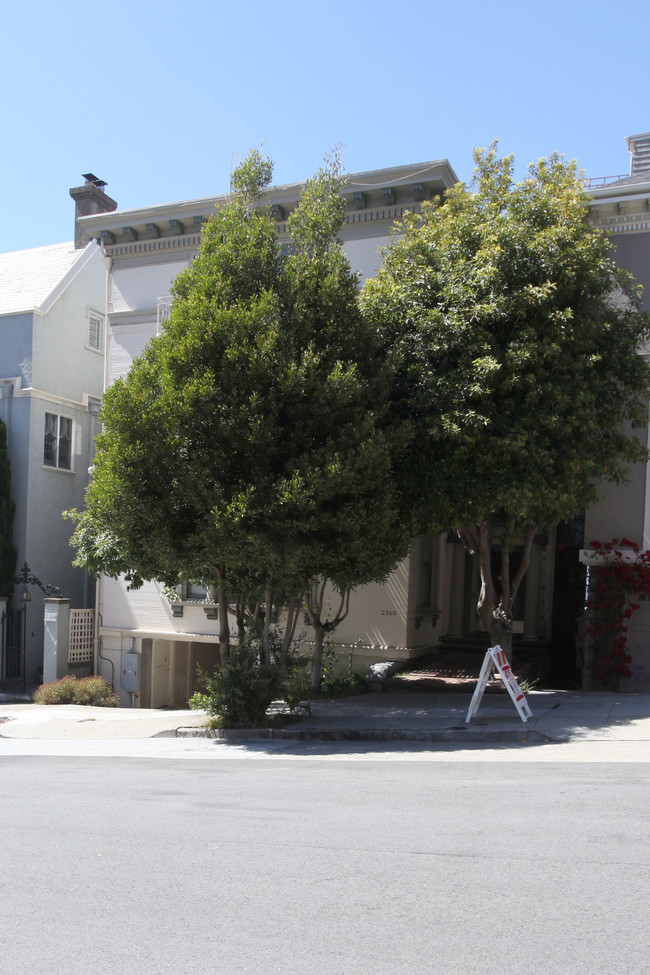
top-left (462, 517), bottom-right (537, 664)
top-left (216, 566), bottom-right (230, 665)
top-left (235, 597), bottom-right (246, 646)
top-left (311, 625), bottom-right (325, 695)
top-left (280, 595), bottom-right (301, 668)
top-left (262, 584), bottom-right (272, 666)
top-left (304, 582), bottom-right (351, 695)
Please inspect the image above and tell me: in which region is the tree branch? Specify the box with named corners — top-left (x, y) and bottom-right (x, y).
top-left (499, 515), bottom-right (516, 611)
top-left (509, 522), bottom-right (537, 613)
top-left (458, 526), bottom-right (479, 555)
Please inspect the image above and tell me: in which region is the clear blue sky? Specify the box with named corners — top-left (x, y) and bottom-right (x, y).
top-left (2, 0), bottom-right (648, 253)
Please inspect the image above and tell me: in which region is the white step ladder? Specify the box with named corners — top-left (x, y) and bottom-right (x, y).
top-left (466, 645), bottom-right (533, 725)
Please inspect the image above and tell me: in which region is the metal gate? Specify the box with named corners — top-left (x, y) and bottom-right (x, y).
top-left (1, 604), bottom-right (26, 690)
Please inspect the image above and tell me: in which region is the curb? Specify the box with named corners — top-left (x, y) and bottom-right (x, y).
top-left (175, 726), bottom-right (553, 743)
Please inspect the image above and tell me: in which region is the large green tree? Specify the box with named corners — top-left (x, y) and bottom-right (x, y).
top-left (361, 145), bottom-right (650, 658)
top-left (0, 419), bottom-right (16, 596)
top-left (69, 151), bottom-right (412, 690)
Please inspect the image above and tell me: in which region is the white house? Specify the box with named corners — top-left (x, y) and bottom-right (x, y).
top-left (79, 145), bottom-right (645, 707)
top-left (79, 159), bottom-right (497, 708)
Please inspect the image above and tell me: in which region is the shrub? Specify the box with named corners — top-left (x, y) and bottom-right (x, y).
top-left (34, 675), bottom-right (118, 707)
top-left (190, 644), bottom-right (281, 727)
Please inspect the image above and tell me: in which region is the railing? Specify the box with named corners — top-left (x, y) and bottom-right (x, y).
top-left (156, 296), bottom-right (172, 336)
top-left (583, 174), bottom-right (628, 189)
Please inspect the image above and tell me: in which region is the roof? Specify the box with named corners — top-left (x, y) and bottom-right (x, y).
top-left (0, 241), bottom-right (80, 316)
top-left (78, 159), bottom-right (461, 243)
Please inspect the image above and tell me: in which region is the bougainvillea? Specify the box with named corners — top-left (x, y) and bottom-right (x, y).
top-left (586, 538), bottom-right (650, 687)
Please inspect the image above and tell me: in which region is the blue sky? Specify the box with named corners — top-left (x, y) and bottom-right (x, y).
top-left (1, 0), bottom-right (648, 253)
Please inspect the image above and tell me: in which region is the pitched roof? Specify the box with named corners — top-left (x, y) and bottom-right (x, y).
top-left (0, 241), bottom-right (80, 316)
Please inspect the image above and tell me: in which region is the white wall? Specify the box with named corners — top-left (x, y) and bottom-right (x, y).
top-left (109, 261), bottom-right (188, 314)
top-left (343, 236), bottom-right (390, 284)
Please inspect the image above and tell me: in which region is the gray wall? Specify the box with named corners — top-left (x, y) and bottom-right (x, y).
top-left (611, 232), bottom-right (650, 309)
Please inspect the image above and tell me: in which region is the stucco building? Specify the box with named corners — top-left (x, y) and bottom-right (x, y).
top-left (66, 136), bottom-right (650, 706)
top-left (79, 160), bottom-right (479, 707)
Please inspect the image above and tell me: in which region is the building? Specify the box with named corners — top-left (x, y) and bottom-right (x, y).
top-left (0, 177), bottom-right (116, 686)
top-left (79, 160), bottom-right (476, 707)
top-left (77, 138), bottom-right (650, 708)
top-left (581, 131), bottom-right (650, 690)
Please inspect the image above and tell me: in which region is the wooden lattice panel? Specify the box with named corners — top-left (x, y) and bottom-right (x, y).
top-left (68, 609), bottom-right (95, 663)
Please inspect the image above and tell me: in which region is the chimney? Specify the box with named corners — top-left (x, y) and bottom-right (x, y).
top-left (69, 174), bottom-right (118, 249)
top-left (626, 133), bottom-right (650, 179)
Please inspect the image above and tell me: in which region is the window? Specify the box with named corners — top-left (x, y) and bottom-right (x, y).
top-left (44, 413), bottom-right (72, 469)
top-left (185, 582), bottom-right (208, 600)
top-left (88, 313), bottom-right (102, 350)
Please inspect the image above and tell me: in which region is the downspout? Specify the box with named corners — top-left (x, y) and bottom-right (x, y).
top-left (92, 243), bottom-right (112, 675)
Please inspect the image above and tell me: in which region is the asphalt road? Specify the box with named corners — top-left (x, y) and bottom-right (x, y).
top-left (2, 749), bottom-right (648, 975)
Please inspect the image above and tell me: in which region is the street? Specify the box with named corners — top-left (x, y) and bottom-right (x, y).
top-left (1, 741), bottom-right (649, 974)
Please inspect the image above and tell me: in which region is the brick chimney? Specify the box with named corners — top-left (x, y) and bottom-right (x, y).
top-left (69, 174), bottom-right (118, 249)
top-left (626, 132), bottom-right (650, 179)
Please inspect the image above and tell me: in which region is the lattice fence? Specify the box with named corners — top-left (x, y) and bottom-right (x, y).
top-left (68, 609), bottom-right (95, 664)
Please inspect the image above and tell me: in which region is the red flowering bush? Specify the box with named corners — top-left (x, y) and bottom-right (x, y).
top-left (586, 538), bottom-right (650, 687)
top-left (33, 675), bottom-right (118, 707)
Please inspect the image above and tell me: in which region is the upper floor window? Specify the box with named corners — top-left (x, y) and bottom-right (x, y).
top-left (185, 582), bottom-right (208, 600)
top-left (44, 413), bottom-right (72, 470)
top-left (88, 312), bottom-right (103, 351)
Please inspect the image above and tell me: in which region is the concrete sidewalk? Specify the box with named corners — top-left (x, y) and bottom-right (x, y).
top-left (1, 689), bottom-right (650, 743)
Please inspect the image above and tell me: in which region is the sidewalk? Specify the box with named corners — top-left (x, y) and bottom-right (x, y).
top-left (2, 689), bottom-right (650, 743)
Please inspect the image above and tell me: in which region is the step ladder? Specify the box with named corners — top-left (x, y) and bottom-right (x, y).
top-left (466, 645), bottom-right (533, 725)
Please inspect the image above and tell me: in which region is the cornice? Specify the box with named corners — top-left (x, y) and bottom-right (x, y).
top-left (78, 159), bottom-right (459, 257)
top-left (104, 233), bottom-right (202, 260)
top-left (109, 310), bottom-right (157, 330)
top-left (14, 387), bottom-right (99, 411)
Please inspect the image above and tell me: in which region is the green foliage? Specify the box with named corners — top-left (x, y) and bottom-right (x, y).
top-left (190, 646), bottom-right (281, 727)
top-left (68, 149), bottom-right (413, 672)
top-left (230, 147), bottom-right (274, 202)
top-left (319, 646), bottom-right (369, 697)
top-left (362, 145), bottom-right (650, 532)
top-left (361, 144), bottom-right (650, 648)
top-left (0, 419), bottom-right (16, 596)
top-left (33, 675), bottom-right (118, 706)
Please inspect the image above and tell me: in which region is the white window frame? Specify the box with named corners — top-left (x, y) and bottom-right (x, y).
top-left (87, 309), bottom-right (104, 353)
top-left (43, 412), bottom-right (73, 470)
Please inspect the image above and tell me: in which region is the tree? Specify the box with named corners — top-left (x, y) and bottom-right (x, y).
top-left (361, 145), bottom-right (650, 659)
top-left (69, 150), bottom-right (412, 690)
top-left (0, 419), bottom-right (16, 597)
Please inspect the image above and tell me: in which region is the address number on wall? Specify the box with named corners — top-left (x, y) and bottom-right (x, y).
top-left (381, 610), bottom-right (397, 616)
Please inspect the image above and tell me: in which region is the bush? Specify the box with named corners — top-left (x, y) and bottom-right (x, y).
top-left (34, 675), bottom-right (118, 707)
top-left (190, 644), bottom-right (281, 727)
top-left (320, 647), bottom-right (369, 697)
